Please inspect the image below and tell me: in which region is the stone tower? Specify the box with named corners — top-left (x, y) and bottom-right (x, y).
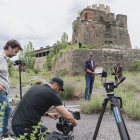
top-left (72, 4), bottom-right (131, 49)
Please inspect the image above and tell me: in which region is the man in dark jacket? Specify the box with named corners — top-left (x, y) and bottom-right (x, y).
top-left (112, 63), bottom-right (123, 84)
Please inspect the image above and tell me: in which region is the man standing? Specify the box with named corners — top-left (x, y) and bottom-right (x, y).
top-left (112, 62), bottom-right (123, 85)
top-left (79, 42), bottom-right (82, 48)
top-left (0, 39), bottom-right (23, 137)
top-left (84, 52), bottom-right (96, 100)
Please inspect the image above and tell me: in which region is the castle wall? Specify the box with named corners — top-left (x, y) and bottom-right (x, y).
top-left (92, 4), bottom-right (110, 14)
top-left (53, 49), bottom-right (140, 75)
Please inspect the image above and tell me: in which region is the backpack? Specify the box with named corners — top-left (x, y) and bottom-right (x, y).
top-left (44, 131), bottom-right (74, 140)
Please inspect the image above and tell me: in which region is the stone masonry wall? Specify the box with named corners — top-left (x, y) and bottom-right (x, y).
top-left (72, 5), bottom-right (131, 49)
top-left (53, 50), bottom-right (74, 74)
top-left (35, 57), bottom-right (46, 69)
top-left (53, 49), bottom-right (140, 75)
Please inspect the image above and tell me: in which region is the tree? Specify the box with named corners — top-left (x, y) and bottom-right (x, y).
top-left (18, 41), bottom-right (36, 70)
top-left (47, 32), bottom-right (69, 69)
top-left (61, 32), bottom-right (68, 43)
top-left (8, 58), bottom-right (14, 76)
top-left (77, 10), bottom-right (82, 16)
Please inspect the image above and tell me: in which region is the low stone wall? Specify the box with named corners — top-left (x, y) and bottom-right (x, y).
top-left (53, 49), bottom-right (140, 75)
top-left (53, 50), bottom-right (74, 74)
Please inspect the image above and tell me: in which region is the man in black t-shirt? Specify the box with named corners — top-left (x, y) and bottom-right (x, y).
top-left (11, 77), bottom-right (77, 139)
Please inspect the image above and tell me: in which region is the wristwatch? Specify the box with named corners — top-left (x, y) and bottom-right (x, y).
top-left (46, 112), bottom-right (48, 117)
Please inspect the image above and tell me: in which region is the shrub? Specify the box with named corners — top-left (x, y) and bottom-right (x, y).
top-left (36, 64), bottom-right (41, 72)
top-left (34, 69), bottom-right (39, 74)
top-left (43, 55), bottom-right (49, 71)
top-left (58, 81), bottom-right (75, 100)
top-left (72, 21), bottom-right (77, 31)
top-left (131, 59), bottom-right (140, 71)
top-left (59, 69), bottom-right (68, 77)
top-left (115, 81), bottom-right (138, 93)
top-left (77, 10), bottom-right (82, 16)
top-left (8, 58), bottom-right (14, 76)
top-left (18, 122), bottom-right (49, 140)
top-left (123, 97), bottom-right (140, 119)
top-left (105, 39), bottom-right (111, 44)
top-left (0, 101), bottom-right (7, 128)
top-left (30, 79), bottom-right (43, 86)
top-left (100, 46), bottom-right (105, 50)
top-left (79, 94), bottom-right (104, 114)
top-left (99, 15), bottom-right (104, 22)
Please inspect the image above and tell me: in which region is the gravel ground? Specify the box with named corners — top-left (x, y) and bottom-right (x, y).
top-left (7, 84), bottom-right (140, 140)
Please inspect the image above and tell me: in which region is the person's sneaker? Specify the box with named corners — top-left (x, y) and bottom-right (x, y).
top-left (2, 131), bottom-right (15, 138)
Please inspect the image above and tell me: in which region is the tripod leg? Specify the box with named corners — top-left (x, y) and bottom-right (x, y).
top-left (10, 104), bottom-right (19, 117)
top-left (113, 106), bottom-right (130, 140)
top-left (92, 98), bottom-right (108, 140)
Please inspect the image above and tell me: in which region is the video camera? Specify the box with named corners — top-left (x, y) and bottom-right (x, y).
top-left (14, 60), bottom-right (26, 66)
top-left (56, 110), bottom-right (80, 135)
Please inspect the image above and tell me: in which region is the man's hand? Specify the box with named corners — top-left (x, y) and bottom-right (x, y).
top-left (72, 119), bottom-right (77, 127)
top-left (92, 72), bottom-right (97, 75)
top-left (0, 85), bottom-right (4, 92)
top-left (48, 113), bottom-right (60, 120)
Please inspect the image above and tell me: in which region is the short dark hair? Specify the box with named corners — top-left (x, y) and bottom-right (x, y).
top-left (3, 39), bottom-right (23, 51)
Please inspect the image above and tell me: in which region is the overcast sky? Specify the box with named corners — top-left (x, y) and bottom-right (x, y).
top-left (0, 0), bottom-right (140, 59)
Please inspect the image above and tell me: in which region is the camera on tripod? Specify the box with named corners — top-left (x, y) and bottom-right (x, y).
top-left (56, 110), bottom-right (80, 134)
top-left (14, 60), bottom-right (26, 66)
top-left (103, 81), bottom-right (115, 94)
top-left (103, 77), bottom-right (126, 94)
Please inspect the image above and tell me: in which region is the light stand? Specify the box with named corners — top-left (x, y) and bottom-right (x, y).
top-left (10, 60), bottom-right (25, 117)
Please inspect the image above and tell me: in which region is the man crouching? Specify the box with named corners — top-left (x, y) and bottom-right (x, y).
top-left (11, 77), bottom-right (77, 139)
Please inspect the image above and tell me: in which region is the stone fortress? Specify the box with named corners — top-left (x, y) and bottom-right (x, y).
top-left (35, 4), bottom-right (139, 74)
top-left (72, 4), bottom-right (131, 49)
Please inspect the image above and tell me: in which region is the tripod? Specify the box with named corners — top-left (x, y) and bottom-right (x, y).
top-left (10, 60), bottom-right (25, 117)
top-left (93, 77), bottom-right (130, 140)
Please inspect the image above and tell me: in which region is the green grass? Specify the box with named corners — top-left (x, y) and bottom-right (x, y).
top-left (135, 73), bottom-right (140, 81)
top-left (93, 81), bottom-right (101, 89)
top-left (123, 97), bottom-right (140, 119)
top-left (79, 94), bottom-right (104, 114)
top-left (58, 80), bottom-right (76, 100)
top-left (10, 85), bottom-right (16, 88)
top-left (115, 81), bottom-right (138, 93)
